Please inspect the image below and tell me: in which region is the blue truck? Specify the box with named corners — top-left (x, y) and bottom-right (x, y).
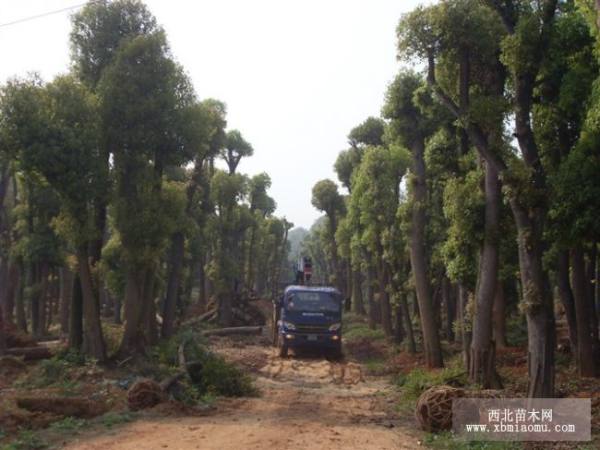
top-left (272, 285), bottom-right (343, 358)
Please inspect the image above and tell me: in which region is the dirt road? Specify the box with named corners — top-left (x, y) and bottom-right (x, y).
top-left (64, 341), bottom-right (419, 450)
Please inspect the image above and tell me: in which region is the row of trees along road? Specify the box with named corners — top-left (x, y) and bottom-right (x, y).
top-left (304, 0), bottom-right (600, 397)
top-left (0, 0), bottom-right (292, 361)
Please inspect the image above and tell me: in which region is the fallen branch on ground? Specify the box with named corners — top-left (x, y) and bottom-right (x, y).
top-left (5, 346), bottom-right (52, 361)
top-left (201, 326), bottom-right (262, 337)
top-left (16, 397), bottom-right (108, 418)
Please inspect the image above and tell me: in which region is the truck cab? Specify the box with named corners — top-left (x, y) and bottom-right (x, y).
top-left (273, 285), bottom-right (343, 358)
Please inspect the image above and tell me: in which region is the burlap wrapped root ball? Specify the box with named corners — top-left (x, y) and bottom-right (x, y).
top-left (127, 379), bottom-right (166, 411)
top-left (415, 385), bottom-right (465, 432)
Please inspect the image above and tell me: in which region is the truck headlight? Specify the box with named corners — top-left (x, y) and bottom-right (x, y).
top-left (329, 323), bottom-right (342, 331)
top-left (283, 321), bottom-right (296, 330)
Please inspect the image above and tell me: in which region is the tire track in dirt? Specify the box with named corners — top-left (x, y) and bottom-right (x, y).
top-left (64, 344), bottom-right (419, 450)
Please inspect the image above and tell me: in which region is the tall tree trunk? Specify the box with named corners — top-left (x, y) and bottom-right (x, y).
top-left (118, 269), bottom-right (147, 357)
top-left (69, 274), bottom-right (83, 351)
top-left (377, 259), bottom-right (393, 336)
top-left (38, 263), bottom-right (49, 336)
top-left (351, 268), bottom-right (366, 315)
top-left (556, 250), bottom-right (578, 352)
top-left (30, 264), bottom-right (41, 338)
top-left (458, 284), bottom-right (471, 368)
top-left (586, 245), bottom-right (600, 375)
top-left (59, 267), bottom-right (73, 336)
top-left (571, 246), bottom-right (595, 376)
top-left (144, 275), bottom-right (159, 346)
top-left (0, 287), bottom-right (5, 354)
top-left (77, 250), bottom-right (106, 362)
top-left (493, 281), bottom-right (507, 348)
top-left (443, 277), bottom-right (455, 342)
top-left (409, 137), bottom-right (443, 368)
top-left (366, 263), bottom-right (377, 329)
top-left (16, 265), bottom-right (27, 332)
top-left (512, 204), bottom-right (555, 397)
top-left (469, 162), bottom-right (502, 388)
top-left (4, 263), bottom-right (19, 325)
top-left (245, 223), bottom-right (258, 289)
top-left (162, 232), bottom-right (184, 339)
top-left (400, 292), bottom-right (416, 353)
top-left (393, 304), bottom-right (404, 344)
top-left (198, 257), bottom-right (207, 313)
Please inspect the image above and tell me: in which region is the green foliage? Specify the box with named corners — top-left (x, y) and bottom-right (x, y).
top-left (344, 322), bottom-right (386, 342)
top-left (70, 0), bottom-right (159, 88)
top-left (101, 412), bottom-right (134, 428)
top-left (156, 329), bottom-right (256, 397)
top-left (348, 116), bottom-right (385, 148)
top-left (1, 430), bottom-right (47, 450)
top-left (394, 362), bottom-right (468, 413)
top-left (48, 417), bottom-right (87, 434)
top-left (193, 350), bottom-right (257, 397)
top-left (222, 130), bottom-right (254, 174)
top-left (311, 179), bottom-right (345, 220)
top-left (442, 166), bottom-right (484, 287)
top-left (422, 431), bottom-right (522, 449)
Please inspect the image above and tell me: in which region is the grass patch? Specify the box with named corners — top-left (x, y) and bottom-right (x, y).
top-left (422, 431), bottom-right (523, 449)
top-left (344, 323), bottom-right (386, 342)
top-left (48, 417), bottom-right (87, 434)
top-left (394, 357), bottom-right (468, 413)
top-left (16, 349), bottom-right (90, 390)
top-left (100, 412), bottom-right (134, 428)
top-left (343, 313), bottom-right (386, 342)
top-left (0, 430), bottom-right (47, 450)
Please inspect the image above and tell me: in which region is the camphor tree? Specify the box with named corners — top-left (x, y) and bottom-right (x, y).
top-left (99, 30), bottom-right (197, 356)
top-left (311, 179), bottom-right (346, 293)
top-left (382, 71), bottom-right (444, 368)
top-left (0, 76), bottom-right (108, 360)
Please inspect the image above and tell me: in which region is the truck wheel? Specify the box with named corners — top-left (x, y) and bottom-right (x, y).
top-left (277, 334), bottom-right (288, 358)
top-left (330, 342), bottom-right (342, 360)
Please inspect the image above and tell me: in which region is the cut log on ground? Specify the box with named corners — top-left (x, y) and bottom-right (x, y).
top-left (5, 346), bottom-right (53, 361)
top-left (127, 379), bottom-right (166, 411)
top-left (16, 397), bottom-right (108, 418)
top-left (182, 308), bottom-right (217, 327)
top-left (201, 326), bottom-right (262, 337)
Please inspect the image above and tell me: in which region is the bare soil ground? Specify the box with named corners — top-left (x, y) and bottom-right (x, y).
top-left (62, 340), bottom-right (420, 450)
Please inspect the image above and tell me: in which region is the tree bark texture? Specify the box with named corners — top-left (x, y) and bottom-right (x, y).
top-left (469, 162), bottom-right (502, 388)
top-left (556, 250), bottom-right (578, 352)
top-left (571, 247), bottom-right (597, 376)
top-left (162, 232), bottom-right (184, 339)
top-left (409, 137), bottom-right (443, 368)
top-left (69, 274), bottom-right (83, 351)
top-left (77, 250), bottom-right (106, 362)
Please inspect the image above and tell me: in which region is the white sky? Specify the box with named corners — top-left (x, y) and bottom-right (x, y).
top-left (0, 0), bottom-right (422, 229)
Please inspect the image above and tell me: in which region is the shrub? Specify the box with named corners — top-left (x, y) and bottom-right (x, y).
top-left (48, 417), bottom-right (87, 433)
top-left (101, 412), bottom-right (133, 428)
top-left (2, 430), bottom-right (47, 450)
top-left (194, 351), bottom-right (257, 397)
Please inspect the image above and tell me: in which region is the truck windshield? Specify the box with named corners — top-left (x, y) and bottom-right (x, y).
top-left (286, 291), bottom-right (340, 313)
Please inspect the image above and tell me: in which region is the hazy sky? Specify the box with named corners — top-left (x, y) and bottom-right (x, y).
top-left (0, 0), bottom-right (423, 229)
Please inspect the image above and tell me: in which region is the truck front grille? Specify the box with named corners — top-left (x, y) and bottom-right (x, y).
top-left (296, 325), bottom-right (329, 333)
